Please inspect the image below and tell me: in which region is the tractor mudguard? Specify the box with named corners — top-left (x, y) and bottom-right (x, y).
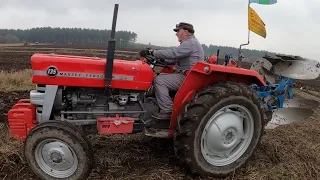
top-left (168, 62), bottom-right (266, 136)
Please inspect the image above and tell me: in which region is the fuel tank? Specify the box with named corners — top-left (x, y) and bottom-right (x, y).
top-left (31, 53), bottom-right (155, 90)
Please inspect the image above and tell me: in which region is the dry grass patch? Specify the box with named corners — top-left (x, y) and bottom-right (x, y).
top-left (0, 69), bottom-right (34, 92)
top-left (0, 43), bottom-right (24, 47)
top-left (0, 123), bottom-right (24, 167)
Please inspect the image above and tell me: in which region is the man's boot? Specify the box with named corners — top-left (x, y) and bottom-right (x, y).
top-left (151, 110), bottom-right (171, 120)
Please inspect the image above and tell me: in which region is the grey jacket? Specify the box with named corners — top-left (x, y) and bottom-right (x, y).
top-left (153, 35), bottom-right (204, 70)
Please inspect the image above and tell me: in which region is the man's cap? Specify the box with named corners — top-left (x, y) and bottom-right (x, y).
top-left (173, 22), bottom-right (194, 33)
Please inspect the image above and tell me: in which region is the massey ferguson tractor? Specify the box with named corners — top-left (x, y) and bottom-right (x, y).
top-left (7, 4), bottom-right (320, 180)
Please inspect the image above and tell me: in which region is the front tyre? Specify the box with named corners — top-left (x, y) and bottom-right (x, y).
top-left (24, 121), bottom-right (93, 180)
top-left (174, 82), bottom-right (266, 177)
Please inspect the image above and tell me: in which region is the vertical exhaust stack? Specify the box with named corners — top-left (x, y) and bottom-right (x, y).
top-left (105, 4), bottom-right (119, 94)
top-left (216, 49), bottom-right (220, 64)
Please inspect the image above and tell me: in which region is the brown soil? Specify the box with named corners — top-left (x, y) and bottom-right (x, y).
top-left (0, 46), bottom-right (139, 72)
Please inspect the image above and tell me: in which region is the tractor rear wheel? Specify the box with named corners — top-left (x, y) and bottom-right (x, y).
top-left (174, 82), bottom-right (267, 177)
top-left (24, 120), bottom-right (93, 180)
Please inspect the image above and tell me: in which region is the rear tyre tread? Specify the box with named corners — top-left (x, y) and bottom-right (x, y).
top-left (174, 81), bottom-right (267, 178)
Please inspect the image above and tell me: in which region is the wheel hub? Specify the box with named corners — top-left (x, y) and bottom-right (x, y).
top-left (201, 104), bottom-right (254, 166)
top-left (35, 139), bottom-right (78, 178)
top-left (50, 152), bottom-right (62, 163)
top-left (223, 128), bottom-right (236, 145)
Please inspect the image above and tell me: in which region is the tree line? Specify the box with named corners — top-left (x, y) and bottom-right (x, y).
top-left (0, 27), bottom-right (278, 58)
top-left (0, 27), bottom-right (137, 47)
top-left (200, 44), bottom-right (276, 60)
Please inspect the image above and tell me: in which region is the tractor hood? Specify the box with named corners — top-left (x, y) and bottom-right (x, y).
top-left (30, 53), bottom-right (154, 90)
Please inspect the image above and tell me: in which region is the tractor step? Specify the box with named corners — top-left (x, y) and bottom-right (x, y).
top-left (144, 118), bottom-right (171, 129)
top-left (144, 128), bottom-right (169, 138)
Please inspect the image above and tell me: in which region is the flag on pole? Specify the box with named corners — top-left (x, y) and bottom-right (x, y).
top-left (249, 0), bottom-right (277, 5)
top-left (248, 6), bottom-right (266, 38)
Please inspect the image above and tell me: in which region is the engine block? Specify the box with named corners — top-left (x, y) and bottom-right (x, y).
top-left (61, 87), bottom-right (144, 120)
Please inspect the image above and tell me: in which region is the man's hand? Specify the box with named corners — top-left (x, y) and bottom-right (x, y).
top-left (158, 59), bottom-right (166, 64)
top-left (139, 49), bottom-right (153, 57)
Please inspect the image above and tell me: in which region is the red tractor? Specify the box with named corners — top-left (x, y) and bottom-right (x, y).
top-left (7, 4), bottom-right (320, 180)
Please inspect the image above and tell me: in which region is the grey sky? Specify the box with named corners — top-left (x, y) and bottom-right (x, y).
top-left (0, 0), bottom-right (319, 60)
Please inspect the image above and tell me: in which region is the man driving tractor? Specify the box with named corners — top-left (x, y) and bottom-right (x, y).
top-left (139, 22), bottom-right (205, 120)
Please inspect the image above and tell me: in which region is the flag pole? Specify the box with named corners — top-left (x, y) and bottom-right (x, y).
top-left (237, 0), bottom-right (251, 68)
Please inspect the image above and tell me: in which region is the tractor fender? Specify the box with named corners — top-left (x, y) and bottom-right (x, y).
top-left (169, 62), bottom-right (266, 136)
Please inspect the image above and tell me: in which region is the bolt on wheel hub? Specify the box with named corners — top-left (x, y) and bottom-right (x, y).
top-left (50, 152), bottom-right (63, 163)
top-left (222, 128), bottom-right (237, 145)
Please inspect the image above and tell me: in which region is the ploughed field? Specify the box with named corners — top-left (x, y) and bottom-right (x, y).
top-left (0, 45), bottom-right (140, 72)
top-left (0, 44), bottom-right (320, 179)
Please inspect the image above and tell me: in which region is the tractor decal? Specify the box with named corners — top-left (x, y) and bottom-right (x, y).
top-left (35, 69), bottom-right (135, 80)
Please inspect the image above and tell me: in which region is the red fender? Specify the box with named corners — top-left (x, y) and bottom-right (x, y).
top-left (168, 61), bottom-right (266, 137)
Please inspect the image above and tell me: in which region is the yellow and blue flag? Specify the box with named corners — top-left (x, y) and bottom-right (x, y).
top-left (248, 6), bottom-right (266, 38)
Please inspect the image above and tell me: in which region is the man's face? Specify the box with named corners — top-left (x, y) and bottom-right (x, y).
top-left (175, 29), bottom-right (188, 42)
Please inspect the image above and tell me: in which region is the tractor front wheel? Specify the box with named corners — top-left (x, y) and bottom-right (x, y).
top-left (174, 82), bottom-right (267, 177)
top-left (24, 120), bottom-right (93, 180)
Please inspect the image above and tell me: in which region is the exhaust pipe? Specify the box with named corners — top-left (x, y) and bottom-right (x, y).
top-left (105, 4), bottom-right (119, 94)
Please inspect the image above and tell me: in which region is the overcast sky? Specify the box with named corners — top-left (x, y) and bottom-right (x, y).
top-left (0, 0), bottom-right (319, 60)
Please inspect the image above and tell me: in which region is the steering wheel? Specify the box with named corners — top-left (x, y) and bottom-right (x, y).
top-left (144, 55), bottom-right (172, 70)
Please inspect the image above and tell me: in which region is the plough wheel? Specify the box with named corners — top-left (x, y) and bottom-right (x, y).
top-left (24, 120), bottom-right (93, 180)
top-left (174, 82), bottom-right (267, 177)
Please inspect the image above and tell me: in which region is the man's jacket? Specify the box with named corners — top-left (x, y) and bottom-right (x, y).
top-left (153, 35), bottom-right (205, 70)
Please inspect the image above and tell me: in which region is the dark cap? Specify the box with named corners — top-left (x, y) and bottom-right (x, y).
top-left (173, 22), bottom-right (194, 33)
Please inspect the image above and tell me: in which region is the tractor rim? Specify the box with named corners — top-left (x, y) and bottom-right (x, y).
top-left (201, 104), bottom-right (254, 166)
top-left (35, 138), bottom-right (78, 178)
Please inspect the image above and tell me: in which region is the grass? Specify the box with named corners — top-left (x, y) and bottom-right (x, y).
top-left (0, 123), bottom-right (24, 168)
top-left (0, 43), bottom-right (24, 47)
top-left (0, 69), bottom-right (34, 92)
